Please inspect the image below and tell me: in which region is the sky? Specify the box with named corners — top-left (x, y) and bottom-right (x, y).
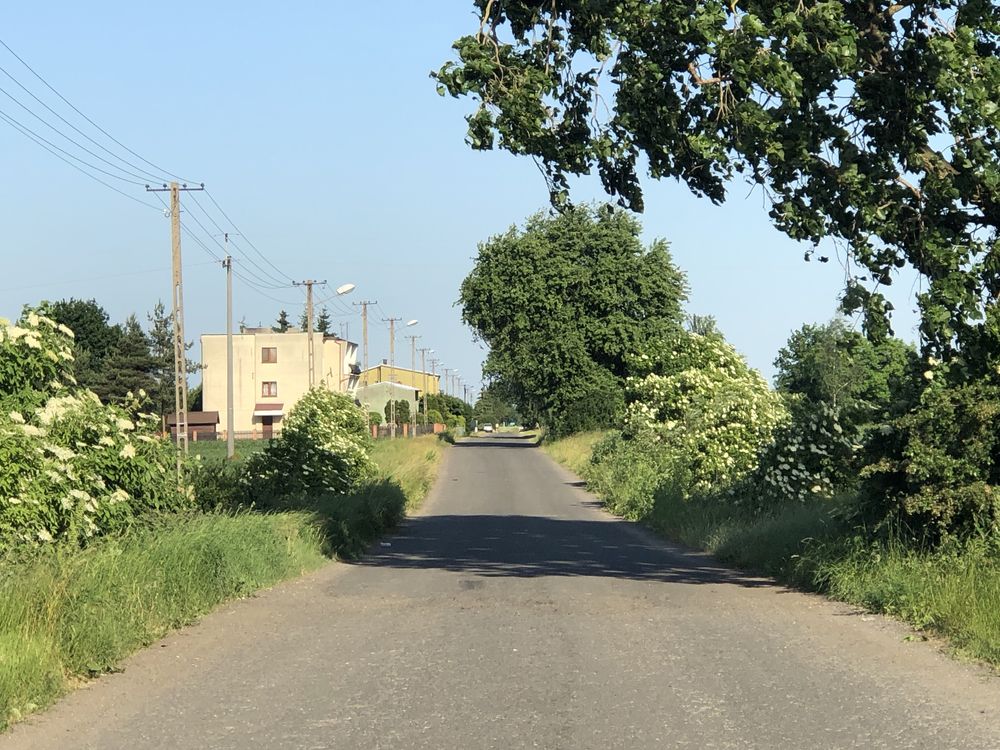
top-left (0, 2), bottom-right (922, 395)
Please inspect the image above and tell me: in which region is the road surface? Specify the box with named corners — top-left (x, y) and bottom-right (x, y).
top-left (4, 434), bottom-right (1000, 749)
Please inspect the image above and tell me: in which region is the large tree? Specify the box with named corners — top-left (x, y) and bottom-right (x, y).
top-left (42, 298), bottom-right (121, 391)
top-left (436, 2), bottom-right (1000, 372)
top-left (460, 204), bottom-right (687, 435)
top-left (92, 315), bottom-right (157, 404)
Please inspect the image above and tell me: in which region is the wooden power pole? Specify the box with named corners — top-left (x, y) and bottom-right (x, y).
top-left (353, 300), bottom-right (376, 386)
top-left (146, 181), bottom-right (204, 486)
top-left (294, 279), bottom-right (326, 387)
top-left (222, 244), bottom-right (234, 461)
top-left (419, 346), bottom-right (432, 425)
top-left (382, 317), bottom-right (401, 438)
top-left (406, 334), bottom-right (420, 432)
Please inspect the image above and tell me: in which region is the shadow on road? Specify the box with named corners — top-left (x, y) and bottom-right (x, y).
top-left (352, 514), bottom-right (774, 588)
top-left (455, 436), bottom-right (540, 449)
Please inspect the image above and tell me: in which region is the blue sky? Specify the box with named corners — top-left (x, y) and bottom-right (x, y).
top-left (0, 2), bottom-right (920, 393)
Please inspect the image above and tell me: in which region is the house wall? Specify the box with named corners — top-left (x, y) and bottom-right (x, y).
top-left (201, 331), bottom-right (358, 435)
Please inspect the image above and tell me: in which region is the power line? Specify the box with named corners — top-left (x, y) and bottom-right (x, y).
top-left (0, 79), bottom-right (161, 184)
top-left (186, 192), bottom-right (291, 289)
top-left (0, 105), bottom-right (148, 186)
top-left (180, 200), bottom-right (291, 291)
top-left (0, 36), bottom-right (195, 184)
top-left (0, 109), bottom-right (161, 210)
top-left (0, 60), bottom-right (167, 183)
top-left (204, 189), bottom-right (295, 284)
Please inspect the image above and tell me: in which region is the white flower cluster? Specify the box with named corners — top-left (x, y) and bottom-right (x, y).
top-left (241, 387), bottom-right (377, 501)
top-left (0, 310), bottom-right (180, 546)
top-left (743, 399), bottom-right (857, 508)
top-left (621, 332), bottom-right (787, 497)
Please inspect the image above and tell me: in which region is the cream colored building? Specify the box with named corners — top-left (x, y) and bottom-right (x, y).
top-left (201, 328), bottom-right (360, 438)
top-left (360, 364), bottom-right (441, 394)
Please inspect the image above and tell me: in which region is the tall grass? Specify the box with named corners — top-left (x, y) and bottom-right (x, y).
top-left (544, 433), bottom-right (1000, 669)
top-left (541, 430), bottom-right (607, 477)
top-left (369, 435), bottom-right (444, 510)
top-left (0, 435), bottom-right (446, 729)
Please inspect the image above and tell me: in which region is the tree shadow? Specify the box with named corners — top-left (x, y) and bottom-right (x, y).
top-left (351, 514), bottom-right (775, 588)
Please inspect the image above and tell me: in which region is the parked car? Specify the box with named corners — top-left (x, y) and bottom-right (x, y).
top-left (481, 424), bottom-right (494, 433)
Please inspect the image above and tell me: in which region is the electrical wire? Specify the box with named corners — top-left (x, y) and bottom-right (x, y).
top-left (0, 37), bottom-right (330, 312)
top-left (0, 80), bottom-right (162, 184)
top-left (0, 36), bottom-right (195, 184)
top-left (204, 189), bottom-right (296, 284)
top-left (0, 105), bottom-right (148, 186)
top-left (180, 201), bottom-right (292, 291)
top-left (186, 192), bottom-right (292, 289)
top-left (0, 60), bottom-right (167, 183)
top-left (0, 109), bottom-right (161, 210)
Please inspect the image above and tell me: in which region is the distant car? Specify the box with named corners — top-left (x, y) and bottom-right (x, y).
top-left (481, 424), bottom-right (494, 433)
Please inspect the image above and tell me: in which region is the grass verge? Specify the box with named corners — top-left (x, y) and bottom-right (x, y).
top-left (544, 433), bottom-right (1000, 669)
top-left (541, 430), bottom-right (607, 477)
top-left (0, 435), bottom-right (445, 729)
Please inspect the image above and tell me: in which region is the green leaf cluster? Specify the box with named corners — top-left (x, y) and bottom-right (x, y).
top-left (460, 204), bottom-right (687, 435)
top-left (437, 1), bottom-right (1000, 372)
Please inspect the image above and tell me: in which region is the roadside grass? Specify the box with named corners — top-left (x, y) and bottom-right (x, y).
top-left (541, 430), bottom-right (607, 477)
top-left (544, 433), bottom-right (1000, 669)
top-left (369, 435), bottom-right (445, 511)
top-left (0, 435), bottom-right (446, 730)
top-left (189, 439), bottom-right (267, 462)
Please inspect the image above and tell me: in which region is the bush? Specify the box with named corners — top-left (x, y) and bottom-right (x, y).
top-left (426, 409), bottom-right (444, 425)
top-left (367, 411), bottom-right (382, 426)
top-left (241, 389), bottom-right (377, 506)
top-left (860, 377), bottom-right (1000, 541)
top-left (736, 399), bottom-right (858, 512)
top-left (0, 311), bottom-right (182, 548)
top-left (618, 331), bottom-right (786, 497)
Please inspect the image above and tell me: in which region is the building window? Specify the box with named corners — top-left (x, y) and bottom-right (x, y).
top-left (261, 347), bottom-right (277, 363)
top-left (261, 381), bottom-right (278, 397)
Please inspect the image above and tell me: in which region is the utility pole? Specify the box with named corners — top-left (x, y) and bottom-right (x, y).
top-left (383, 317), bottom-right (401, 438)
top-left (354, 300), bottom-right (376, 386)
top-left (146, 181), bottom-right (203, 486)
top-left (443, 368), bottom-right (451, 398)
top-left (294, 279), bottom-right (326, 387)
top-left (222, 237), bottom-right (235, 461)
top-left (419, 347), bottom-right (432, 425)
top-left (406, 334), bottom-right (420, 432)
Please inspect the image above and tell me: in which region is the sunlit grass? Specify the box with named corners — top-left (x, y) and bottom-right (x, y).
top-left (0, 434), bottom-right (447, 730)
top-left (541, 430), bottom-right (607, 477)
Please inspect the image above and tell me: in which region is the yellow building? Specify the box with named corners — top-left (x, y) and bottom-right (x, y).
top-left (201, 328), bottom-right (359, 439)
top-left (360, 364), bottom-right (440, 395)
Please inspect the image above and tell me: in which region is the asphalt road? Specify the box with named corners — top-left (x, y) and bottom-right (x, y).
top-left (5, 435), bottom-right (1000, 749)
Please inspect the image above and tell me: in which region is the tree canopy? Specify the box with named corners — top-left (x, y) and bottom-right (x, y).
top-left (436, 1), bottom-right (1000, 372)
top-left (460, 204), bottom-right (687, 434)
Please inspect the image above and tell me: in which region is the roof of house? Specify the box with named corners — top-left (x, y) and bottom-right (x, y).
top-left (166, 411), bottom-right (220, 427)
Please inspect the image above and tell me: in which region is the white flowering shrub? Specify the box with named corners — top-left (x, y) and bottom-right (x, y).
top-left (241, 388), bottom-right (377, 504)
top-left (0, 311), bottom-right (182, 547)
top-left (619, 332), bottom-right (787, 497)
top-left (736, 399), bottom-right (858, 510)
top-left (0, 310), bottom-right (77, 412)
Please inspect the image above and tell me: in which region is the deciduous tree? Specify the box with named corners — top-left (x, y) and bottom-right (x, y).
top-left (436, 2), bottom-right (1000, 370)
top-left (460, 204), bottom-right (687, 435)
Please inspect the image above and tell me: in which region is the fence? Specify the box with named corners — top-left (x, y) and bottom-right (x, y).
top-left (371, 423), bottom-right (447, 440)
